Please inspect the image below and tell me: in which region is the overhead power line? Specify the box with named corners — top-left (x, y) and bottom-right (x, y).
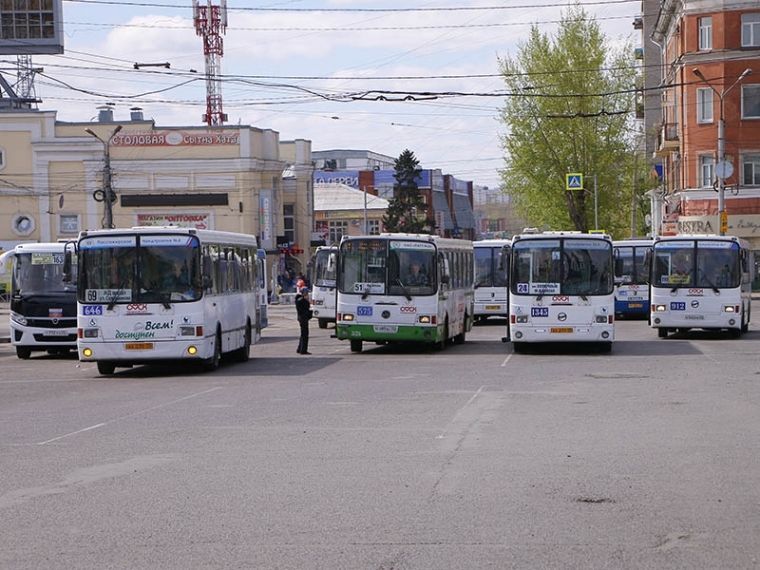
top-left (62, 0), bottom-right (639, 11)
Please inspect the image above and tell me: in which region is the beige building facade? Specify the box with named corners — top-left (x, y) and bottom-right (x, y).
top-left (0, 109), bottom-right (313, 278)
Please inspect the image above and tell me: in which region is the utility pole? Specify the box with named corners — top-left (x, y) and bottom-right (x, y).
top-left (593, 174), bottom-right (598, 231)
top-left (85, 125), bottom-right (122, 229)
top-left (363, 186), bottom-right (368, 234)
top-left (693, 67), bottom-right (752, 236)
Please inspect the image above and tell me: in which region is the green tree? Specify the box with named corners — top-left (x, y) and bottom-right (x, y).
top-left (498, 5), bottom-right (650, 237)
top-left (383, 149), bottom-right (430, 233)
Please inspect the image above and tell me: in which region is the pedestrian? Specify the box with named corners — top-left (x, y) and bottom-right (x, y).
top-left (295, 287), bottom-right (313, 355)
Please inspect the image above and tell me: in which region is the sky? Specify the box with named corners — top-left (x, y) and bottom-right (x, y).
top-left (5, 0), bottom-right (642, 189)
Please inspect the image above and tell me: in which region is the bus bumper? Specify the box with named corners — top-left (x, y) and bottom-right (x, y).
top-left (335, 323), bottom-right (440, 343)
top-left (650, 312), bottom-right (741, 330)
top-left (474, 302), bottom-right (507, 317)
top-left (10, 323), bottom-right (77, 349)
top-left (510, 324), bottom-right (614, 343)
top-left (77, 336), bottom-right (215, 362)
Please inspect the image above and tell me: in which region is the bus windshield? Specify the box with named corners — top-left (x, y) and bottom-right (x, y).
top-left (512, 238), bottom-right (613, 296)
top-left (614, 246), bottom-right (648, 285)
top-left (474, 247), bottom-right (508, 288)
top-left (79, 234), bottom-right (202, 304)
top-left (339, 238), bottom-right (436, 296)
top-left (13, 252), bottom-right (77, 296)
top-left (313, 249), bottom-right (337, 287)
top-left (653, 240), bottom-right (740, 289)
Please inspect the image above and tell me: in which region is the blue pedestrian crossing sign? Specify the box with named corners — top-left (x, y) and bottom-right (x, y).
top-left (566, 173), bottom-right (584, 191)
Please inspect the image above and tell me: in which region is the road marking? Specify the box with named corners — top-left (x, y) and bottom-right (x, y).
top-left (436, 385), bottom-right (485, 440)
top-left (500, 354), bottom-right (513, 367)
top-left (36, 386), bottom-right (222, 445)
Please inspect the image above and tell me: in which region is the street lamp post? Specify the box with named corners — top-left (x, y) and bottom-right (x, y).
top-left (692, 67), bottom-right (752, 235)
top-left (85, 125), bottom-right (123, 229)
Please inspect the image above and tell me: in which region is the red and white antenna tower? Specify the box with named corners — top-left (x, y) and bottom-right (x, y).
top-left (193, 0), bottom-right (228, 126)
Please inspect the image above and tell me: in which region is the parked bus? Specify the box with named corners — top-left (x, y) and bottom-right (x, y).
top-left (509, 230), bottom-right (615, 352)
top-left (9, 242), bottom-right (78, 359)
top-left (335, 233), bottom-right (474, 352)
top-left (649, 234), bottom-right (752, 338)
top-left (71, 227), bottom-right (260, 375)
top-left (309, 245), bottom-right (338, 329)
top-left (613, 238), bottom-right (652, 319)
top-left (473, 239), bottom-right (510, 321)
top-left (256, 248), bottom-right (268, 337)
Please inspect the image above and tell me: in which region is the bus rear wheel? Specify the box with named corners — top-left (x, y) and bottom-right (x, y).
top-left (97, 361), bottom-right (116, 375)
top-left (350, 340), bottom-right (363, 353)
top-left (16, 347), bottom-right (31, 360)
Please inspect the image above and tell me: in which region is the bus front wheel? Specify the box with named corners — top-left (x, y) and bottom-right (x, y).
top-left (350, 340), bottom-right (363, 353)
top-left (657, 328), bottom-right (668, 338)
top-left (203, 330), bottom-right (222, 371)
top-left (97, 361), bottom-right (116, 375)
top-left (453, 316), bottom-right (467, 345)
top-left (16, 347), bottom-right (31, 360)
top-left (318, 319), bottom-right (329, 329)
top-left (233, 322), bottom-right (251, 363)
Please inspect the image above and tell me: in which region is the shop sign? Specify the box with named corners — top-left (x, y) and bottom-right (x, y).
top-left (136, 213), bottom-right (211, 230)
top-left (111, 131), bottom-right (239, 147)
top-left (676, 215), bottom-right (760, 237)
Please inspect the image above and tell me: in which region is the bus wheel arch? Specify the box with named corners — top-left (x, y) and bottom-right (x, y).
top-left (453, 313), bottom-right (468, 345)
top-left (233, 320), bottom-right (252, 363)
top-left (204, 326), bottom-right (222, 371)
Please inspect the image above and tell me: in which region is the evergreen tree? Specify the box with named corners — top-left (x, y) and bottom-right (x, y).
top-left (383, 149), bottom-right (430, 233)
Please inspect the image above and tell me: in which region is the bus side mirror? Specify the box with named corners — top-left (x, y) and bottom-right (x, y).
top-left (62, 251), bottom-right (72, 283)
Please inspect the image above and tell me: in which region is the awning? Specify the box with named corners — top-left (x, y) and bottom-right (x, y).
top-left (431, 191), bottom-right (453, 230)
top-left (452, 193), bottom-right (475, 229)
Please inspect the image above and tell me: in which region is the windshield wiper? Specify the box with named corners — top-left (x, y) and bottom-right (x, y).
top-left (361, 286), bottom-right (371, 301)
top-left (395, 278), bottom-right (412, 301)
top-left (107, 280), bottom-right (128, 311)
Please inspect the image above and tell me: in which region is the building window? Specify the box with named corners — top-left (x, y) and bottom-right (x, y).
top-left (697, 88), bottom-right (713, 123)
top-left (699, 155), bottom-right (715, 188)
top-left (59, 214), bottom-right (79, 234)
top-left (742, 84), bottom-right (760, 118)
top-left (742, 13), bottom-right (760, 47)
top-left (742, 154), bottom-right (760, 186)
top-left (367, 219), bottom-right (381, 235)
top-left (283, 204), bottom-right (295, 243)
top-left (698, 17), bottom-right (712, 50)
top-left (328, 221), bottom-right (347, 244)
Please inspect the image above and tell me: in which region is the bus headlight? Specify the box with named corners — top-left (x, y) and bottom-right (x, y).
top-left (595, 315), bottom-right (608, 323)
top-left (179, 326), bottom-right (196, 336)
top-left (10, 313), bottom-right (27, 326)
top-left (653, 304), bottom-right (667, 312)
top-left (83, 328), bottom-right (99, 338)
top-left (82, 347), bottom-right (93, 358)
top-left (723, 305), bottom-right (739, 313)
top-left (341, 313), bottom-right (355, 321)
top-left (515, 315), bottom-right (528, 323)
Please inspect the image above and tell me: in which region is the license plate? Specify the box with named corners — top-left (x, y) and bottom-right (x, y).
top-left (485, 305), bottom-right (501, 310)
top-left (628, 303), bottom-right (643, 308)
top-left (684, 314), bottom-right (704, 320)
top-left (628, 296), bottom-right (643, 301)
top-left (44, 329), bottom-right (70, 336)
top-left (373, 325), bottom-right (398, 333)
top-left (125, 342), bottom-right (154, 350)
top-left (550, 327), bottom-right (573, 333)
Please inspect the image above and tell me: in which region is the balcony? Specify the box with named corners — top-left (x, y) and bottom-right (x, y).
top-left (654, 122), bottom-right (679, 157)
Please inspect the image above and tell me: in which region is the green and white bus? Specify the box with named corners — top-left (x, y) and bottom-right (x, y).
top-left (335, 233), bottom-right (474, 352)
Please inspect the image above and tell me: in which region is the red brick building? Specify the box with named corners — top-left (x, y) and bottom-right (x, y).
top-left (651, 0), bottom-right (760, 261)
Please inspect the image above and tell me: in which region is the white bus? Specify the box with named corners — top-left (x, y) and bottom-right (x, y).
top-left (473, 239), bottom-right (510, 321)
top-left (72, 227), bottom-right (260, 375)
top-left (309, 245), bottom-right (338, 329)
top-left (9, 242), bottom-right (78, 359)
top-left (335, 233), bottom-right (474, 352)
top-left (649, 234), bottom-right (752, 338)
top-left (509, 231), bottom-right (615, 352)
top-left (613, 238), bottom-right (652, 319)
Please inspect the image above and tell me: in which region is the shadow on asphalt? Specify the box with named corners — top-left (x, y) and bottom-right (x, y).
top-left (258, 335), bottom-right (296, 345)
top-left (103, 356), bottom-right (341, 378)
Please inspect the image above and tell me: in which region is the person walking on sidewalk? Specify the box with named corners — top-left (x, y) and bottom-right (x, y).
top-left (295, 287), bottom-right (313, 355)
